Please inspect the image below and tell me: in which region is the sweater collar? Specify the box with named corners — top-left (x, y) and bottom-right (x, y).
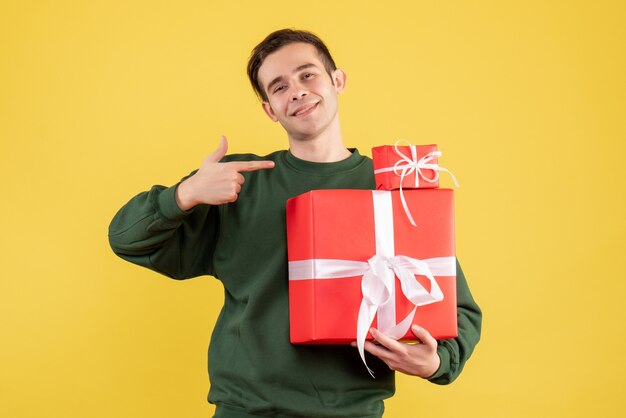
top-left (281, 148), bottom-right (365, 176)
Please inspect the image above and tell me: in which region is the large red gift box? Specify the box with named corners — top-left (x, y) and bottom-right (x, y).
top-left (286, 189), bottom-right (457, 347)
top-left (372, 144), bottom-right (441, 190)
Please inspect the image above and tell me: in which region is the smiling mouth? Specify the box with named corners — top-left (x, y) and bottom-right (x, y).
top-left (292, 102), bottom-right (319, 117)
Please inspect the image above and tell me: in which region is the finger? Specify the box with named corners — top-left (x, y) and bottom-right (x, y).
top-left (226, 192), bottom-right (238, 203)
top-left (228, 160), bottom-right (275, 172)
top-left (236, 172), bottom-right (245, 185)
top-left (410, 324), bottom-right (437, 349)
top-left (370, 328), bottom-right (404, 352)
top-left (206, 135), bottom-right (228, 163)
top-left (361, 339), bottom-right (394, 362)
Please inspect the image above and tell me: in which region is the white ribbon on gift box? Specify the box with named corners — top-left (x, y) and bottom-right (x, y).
top-left (373, 140), bottom-right (459, 227)
top-left (288, 190), bottom-right (456, 377)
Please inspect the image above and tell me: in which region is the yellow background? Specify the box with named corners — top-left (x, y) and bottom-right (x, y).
top-left (1, 1), bottom-right (624, 417)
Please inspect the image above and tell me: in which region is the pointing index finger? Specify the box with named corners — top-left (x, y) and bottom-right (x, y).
top-left (227, 160), bottom-right (275, 172)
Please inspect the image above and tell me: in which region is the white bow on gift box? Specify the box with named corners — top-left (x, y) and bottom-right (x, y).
top-left (289, 191), bottom-right (456, 377)
top-left (374, 140), bottom-right (459, 226)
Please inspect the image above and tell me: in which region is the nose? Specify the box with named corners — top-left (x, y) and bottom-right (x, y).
top-left (290, 83), bottom-right (308, 101)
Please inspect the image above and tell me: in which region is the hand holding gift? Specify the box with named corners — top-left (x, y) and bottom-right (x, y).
top-left (287, 189), bottom-right (457, 376)
top-left (287, 141), bottom-right (463, 377)
top-left (352, 325), bottom-right (441, 378)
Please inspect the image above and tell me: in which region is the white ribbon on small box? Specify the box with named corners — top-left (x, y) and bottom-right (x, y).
top-left (374, 140), bottom-right (459, 226)
top-left (288, 190), bottom-right (456, 377)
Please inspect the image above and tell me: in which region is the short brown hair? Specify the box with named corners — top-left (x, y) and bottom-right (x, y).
top-left (247, 29), bottom-right (337, 101)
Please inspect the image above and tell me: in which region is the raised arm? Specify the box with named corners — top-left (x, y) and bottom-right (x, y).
top-left (108, 136), bottom-right (275, 280)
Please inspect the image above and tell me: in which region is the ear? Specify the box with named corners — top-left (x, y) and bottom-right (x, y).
top-left (261, 101), bottom-right (278, 122)
top-left (332, 68), bottom-right (347, 94)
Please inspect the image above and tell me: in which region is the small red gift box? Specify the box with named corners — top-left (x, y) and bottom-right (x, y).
top-left (372, 143), bottom-right (441, 190)
top-left (286, 189), bottom-right (457, 351)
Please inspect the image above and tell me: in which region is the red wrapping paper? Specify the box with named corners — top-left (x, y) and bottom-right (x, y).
top-left (286, 189), bottom-right (457, 344)
top-left (372, 144), bottom-right (439, 190)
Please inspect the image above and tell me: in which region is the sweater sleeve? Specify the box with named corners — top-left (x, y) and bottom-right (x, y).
top-left (108, 175), bottom-right (219, 280)
top-left (427, 259), bottom-right (482, 384)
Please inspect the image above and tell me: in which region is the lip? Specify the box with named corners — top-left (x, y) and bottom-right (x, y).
top-left (291, 101), bottom-right (319, 117)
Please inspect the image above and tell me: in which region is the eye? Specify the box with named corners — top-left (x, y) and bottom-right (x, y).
top-left (273, 85), bottom-right (287, 94)
top-left (303, 73), bottom-right (314, 79)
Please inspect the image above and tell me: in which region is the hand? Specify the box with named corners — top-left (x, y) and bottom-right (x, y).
top-left (353, 325), bottom-right (441, 378)
top-left (175, 135), bottom-right (275, 210)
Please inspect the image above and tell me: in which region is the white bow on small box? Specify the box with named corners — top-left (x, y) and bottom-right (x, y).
top-left (372, 140), bottom-right (459, 226)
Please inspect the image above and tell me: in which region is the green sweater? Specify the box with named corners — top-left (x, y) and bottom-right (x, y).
top-left (108, 149), bottom-right (482, 418)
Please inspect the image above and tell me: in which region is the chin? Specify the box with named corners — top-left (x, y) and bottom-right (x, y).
top-left (289, 132), bottom-right (321, 142)
top-left (281, 124), bottom-right (323, 141)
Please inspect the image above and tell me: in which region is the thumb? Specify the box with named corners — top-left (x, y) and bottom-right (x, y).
top-left (206, 135), bottom-right (228, 163)
top-left (411, 324), bottom-right (437, 348)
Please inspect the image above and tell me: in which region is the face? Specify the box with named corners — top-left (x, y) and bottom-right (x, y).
top-left (257, 42), bottom-right (346, 141)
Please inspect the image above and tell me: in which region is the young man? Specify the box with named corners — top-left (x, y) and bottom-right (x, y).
top-left (109, 29), bottom-right (481, 418)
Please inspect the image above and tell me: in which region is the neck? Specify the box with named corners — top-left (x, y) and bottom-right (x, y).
top-left (287, 117), bottom-right (351, 163)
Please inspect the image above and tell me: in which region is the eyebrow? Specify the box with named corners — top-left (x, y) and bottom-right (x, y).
top-left (265, 63), bottom-right (318, 94)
